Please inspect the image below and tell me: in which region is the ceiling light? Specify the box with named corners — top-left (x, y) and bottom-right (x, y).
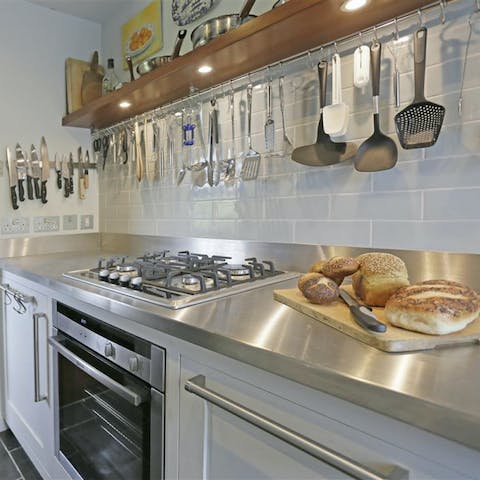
top-left (340, 0), bottom-right (369, 12)
top-left (198, 65), bottom-right (213, 74)
top-left (119, 101), bottom-right (131, 109)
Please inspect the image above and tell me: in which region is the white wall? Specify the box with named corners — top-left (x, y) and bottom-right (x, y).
top-left (0, 0), bottom-right (101, 237)
top-left (99, 0), bottom-right (480, 254)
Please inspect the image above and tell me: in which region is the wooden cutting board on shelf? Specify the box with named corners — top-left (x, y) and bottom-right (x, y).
top-left (274, 286), bottom-right (480, 353)
top-left (65, 57), bottom-right (104, 114)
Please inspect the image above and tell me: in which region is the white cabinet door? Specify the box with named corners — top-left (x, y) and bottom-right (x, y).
top-left (178, 355), bottom-right (471, 480)
top-left (2, 274), bottom-right (54, 479)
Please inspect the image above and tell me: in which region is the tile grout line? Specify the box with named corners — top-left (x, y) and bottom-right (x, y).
top-left (0, 437), bottom-right (24, 480)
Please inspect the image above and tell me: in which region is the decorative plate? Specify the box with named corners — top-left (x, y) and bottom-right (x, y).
top-left (172, 0), bottom-right (218, 26)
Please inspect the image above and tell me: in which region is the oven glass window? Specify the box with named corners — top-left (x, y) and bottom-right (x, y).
top-left (58, 339), bottom-right (150, 480)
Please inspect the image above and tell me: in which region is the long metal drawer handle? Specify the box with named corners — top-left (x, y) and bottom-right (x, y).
top-left (185, 375), bottom-right (409, 480)
top-left (33, 313), bottom-right (49, 403)
top-left (48, 335), bottom-right (146, 407)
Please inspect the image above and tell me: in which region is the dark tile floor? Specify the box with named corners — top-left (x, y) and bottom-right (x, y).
top-left (0, 429), bottom-right (42, 480)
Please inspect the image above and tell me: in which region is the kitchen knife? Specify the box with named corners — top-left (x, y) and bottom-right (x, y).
top-left (339, 288), bottom-right (387, 333)
top-left (15, 143), bottom-right (26, 202)
top-left (54, 153), bottom-right (62, 189)
top-left (61, 155), bottom-right (70, 198)
top-left (25, 150), bottom-right (34, 200)
top-left (6, 147), bottom-right (18, 210)
top-left (30, 144), bottom-right (41, 200)
top-left (40, 136), bottom-right (50, 204)
top-left (84, 151), bottom-right (90, 189)
top-left (68, 152), bottom-right (74, 194)
top-left (78, 146), bottom-right (86, 200)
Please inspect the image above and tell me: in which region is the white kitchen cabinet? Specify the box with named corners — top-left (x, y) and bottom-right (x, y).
top-left (178, 354), bottom-right (473, 480)
top-left (1, 272), bottom-right (68, 480)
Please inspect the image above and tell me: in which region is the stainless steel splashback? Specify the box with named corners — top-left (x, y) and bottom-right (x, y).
top-left (100, 234), bottom-right (480, 290)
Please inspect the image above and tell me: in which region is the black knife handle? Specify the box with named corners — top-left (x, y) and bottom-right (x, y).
top-left (26, 175), bottom-right (33, 200)
top-left (10, 186), bottom-right (18, 210)
top-left (64, 178), bottom-right (70, 198)
top-left (18, 179), bottom-right (25, 202)
top-left (350, 305), bottom-right (387, 333)
top-left (56, 170), bottom-right (62, 189)
top-left (40, 180), bottom-right (47, 204)
top-left (33, 177), bottom-right (41, 199)
top-left (69, 177), bottom-right (74, 195)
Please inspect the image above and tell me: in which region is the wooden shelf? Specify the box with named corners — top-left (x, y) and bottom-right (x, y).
top-left (63, 0), bottom-right (433, 130)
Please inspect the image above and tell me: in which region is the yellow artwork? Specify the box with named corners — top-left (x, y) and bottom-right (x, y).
top-left (121, 0), bottom-right (163, 70)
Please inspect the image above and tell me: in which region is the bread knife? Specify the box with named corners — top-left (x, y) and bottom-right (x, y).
top-left (339, 288), bottom-right (387, 333)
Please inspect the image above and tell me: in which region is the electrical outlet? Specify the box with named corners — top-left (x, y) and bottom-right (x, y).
top-left (1, 217), bottom-right (29, 235)
top-left (33, 216), bottom-right (60, 233)
top-left (80, 214), bottom-right (94, 230)
top-left (63, 214), bottom-right (78, 231)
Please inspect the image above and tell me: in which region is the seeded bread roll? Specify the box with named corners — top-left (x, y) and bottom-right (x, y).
top-left (309, 260), bottom-right (327, 274)
top-left (321, 256), bottom-right (360, 285)
top-left (352, 252), bottom-right (409, 307)
top-left (297, 273), bottom-right (339, 305)
top-left (385, 280), bottom-right (480, 335)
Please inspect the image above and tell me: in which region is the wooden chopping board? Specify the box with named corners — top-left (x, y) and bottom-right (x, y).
top-left (65, 57), bottom-right (104, 114)
top-left (274, 286), bottom-right (480, 353)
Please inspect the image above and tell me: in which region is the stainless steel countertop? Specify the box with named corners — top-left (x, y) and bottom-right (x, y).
top-left (2, 251), bottom-right (480, 453)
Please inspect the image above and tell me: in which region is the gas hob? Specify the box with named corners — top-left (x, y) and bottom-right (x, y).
top-left (64, 250), bottom-right (298, 309)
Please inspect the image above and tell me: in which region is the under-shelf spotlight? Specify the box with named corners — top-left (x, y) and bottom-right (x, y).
top-left (198, 65), bottom-right (213, 74)
top-left (340, 0), bottom-right (369, 12)
top-left (119, 101), bottom-right (131, 109)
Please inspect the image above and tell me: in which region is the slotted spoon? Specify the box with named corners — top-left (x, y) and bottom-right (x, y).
top-left (240, 84), bottom-right (261, 180)
top-left (394, 27), bottom-right (445, 149)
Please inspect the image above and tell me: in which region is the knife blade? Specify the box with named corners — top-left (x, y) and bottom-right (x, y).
top-left (31, 144), bottom-right (41, 200)
top-left (78, 147), bottom-right (86, 200)
top-left (6, 147), bottom-right (18, 210)
top-left (339, 289), bottom-right (387, 333)
top-left (61, 155), bottom-right (70, 198)
top-left (15, 143), bottom-right (26, 202)
top-left (68, 152), bottom-right (74, 194)
top-left (25, 150), bottom-right (34, 200)
top-left (54, 153), bottom-right (62, 189)
top-left (40, 137), bottom-right (50, 204)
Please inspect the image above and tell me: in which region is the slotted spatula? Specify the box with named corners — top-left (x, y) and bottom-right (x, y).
top-left (354, 41), bottom-right (398, 172)
top-left (394, 27), bottom-right (445, 149)
top-left (240, 84), bottom-right (261, 181)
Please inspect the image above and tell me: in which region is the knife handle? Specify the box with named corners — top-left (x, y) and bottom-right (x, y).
top-left (84, 170), bottom-right (89, 189)
top-left (56, 170), bottom-right (62, 189)
top-left (79, 176), bottom-right (86, 200)
top-left (350, 305), bottom-right (387, 333)
top-left (26, 175), bottom-right (34, 200)
top-left (10, 186), bottom-right (18, 210)
top-left (64, 178), bottom-right (70, 198)
top-left (40, 180), bottom-right (47, 204)
top-left (33, 177), bottom-right (41, 199)
top-left (18, 178), bottom-right (25, 202)
top-left (69, 177), bottom-right (74, 195)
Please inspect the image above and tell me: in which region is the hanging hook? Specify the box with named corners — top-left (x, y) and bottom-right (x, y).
top-left (333, 41), bottom-right (338, 54)
top-left (372, 25), bottom-right (379, 45)
top-left (394, 17), bottom-right (399, 41)
top-left (279, 60), bottom-right (285, 78)
top-left (306, 50), bottom-right (314, 69)
top-left (357, 31), bottom-right (363, 48)
top-left (439, 0), bottom-right (446, 24)
top-left (417, 9), bottom-right (424, 27)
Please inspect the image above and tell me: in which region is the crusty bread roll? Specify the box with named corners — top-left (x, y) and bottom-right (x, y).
top-left (309, 260), bottom-right (327, 274)
top-left (297, 273), bottom-right (339, 305)
top-left (352, 252), bottom-right (409, 307)
top-left (321, 256), bottom-right (360, 285)
top-left (385, 280), bottom-right (480, 335)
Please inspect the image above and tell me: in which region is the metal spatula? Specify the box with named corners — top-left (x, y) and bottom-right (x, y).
top-left (394, 27), bottom-right (445, 149)
top-left (240, 84), bottom-right (261, 181)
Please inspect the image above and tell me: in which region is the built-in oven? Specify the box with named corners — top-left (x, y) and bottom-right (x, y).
top-left (49, 303), bottom-right (165, 480)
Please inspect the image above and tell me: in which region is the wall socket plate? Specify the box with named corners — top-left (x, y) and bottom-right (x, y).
top-left (34, 216), bottom-right (60, 233)
top-left (63, 214), bottom-right (78, 231)
top-left (80, 214), bottom-right (94, 230)
top-left (1, 217), bottom-right (29, 235)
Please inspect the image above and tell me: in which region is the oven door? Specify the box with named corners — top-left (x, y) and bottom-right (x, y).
top-left (49, 333), bottom-right (163, 480)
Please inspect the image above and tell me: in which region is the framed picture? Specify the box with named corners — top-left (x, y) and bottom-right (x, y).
top-left (121, 0), bottom-right (163, 70)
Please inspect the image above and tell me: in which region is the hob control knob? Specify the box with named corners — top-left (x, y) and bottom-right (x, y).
top-left (104, 342), bottom-right (114, 358)
top-left (128, 356), bottom-right (139, 372)
top-left (99, 269), bottom-right (110, 281)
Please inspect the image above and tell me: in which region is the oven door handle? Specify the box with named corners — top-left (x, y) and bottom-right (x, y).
top-left (49, 335), bottom-right (147, 407)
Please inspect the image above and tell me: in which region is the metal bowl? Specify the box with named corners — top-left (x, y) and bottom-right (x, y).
top-left (191, 13), bottom-right (256, 49)
top-left (136, 56), bottom-right (171, 76)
